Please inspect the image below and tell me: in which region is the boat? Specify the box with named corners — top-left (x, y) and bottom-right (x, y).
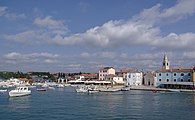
top-left (42, 83), bottom-right (49, 88)
top-left (57, 84), bottom-right (64, 88)
top-left (75, 86), bottom-right (88, 93)
top-left (99, 87), bottom-right (120, 92)
top-left (88, 86), bottom-right (100, 93)
top-left (9, 87), bottom-right (31, 97)
top-left (37, 88), bottom-right (47, 92)
top-left (167, 89), bottom-right (180, 92)
top-left (0, 89), bottom-right (7, 92)
top-left (121, 86), bottom-right (130, 91)
top-left (152, 90), bottom-right (158, 93)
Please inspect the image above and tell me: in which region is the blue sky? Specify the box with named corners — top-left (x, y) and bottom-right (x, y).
top-left (0, 0), bottom-right (195, 72)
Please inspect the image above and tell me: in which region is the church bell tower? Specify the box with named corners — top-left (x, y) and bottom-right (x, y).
top-left (162, 53), bottom-right (170, 70)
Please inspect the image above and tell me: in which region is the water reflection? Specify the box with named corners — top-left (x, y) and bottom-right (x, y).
top-left (8, 96), bottom-right (31, 112)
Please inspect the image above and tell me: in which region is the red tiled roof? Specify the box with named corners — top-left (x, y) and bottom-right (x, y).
top-left (80, 74), bottom-right (97, 77)
top-left (157, 69), bottom-right (193, 73)
top-left (118, 69), bottom-right (142, 73)
top-left (18, 78), bottom-right (28, 81)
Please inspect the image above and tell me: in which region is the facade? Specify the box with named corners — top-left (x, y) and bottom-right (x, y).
top-left (116, 70), bottom-right (129, 83)
top-left (156, 69), bottom-right (193, 89)
top-left (106, 74), bottom-right (124, 85)
top-left (99, 67), bottom-right (115, 80)
top-left (143, 72), bottom-right (157, 86)
top-left (126, 70), bottom-right (143, 86)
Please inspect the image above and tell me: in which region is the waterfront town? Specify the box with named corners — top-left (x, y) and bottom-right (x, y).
top-left (1, 53), bottom-right (195, 93)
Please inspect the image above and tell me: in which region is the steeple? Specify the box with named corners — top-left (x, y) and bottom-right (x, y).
top-left (162, 53), bottom-right (170, 70)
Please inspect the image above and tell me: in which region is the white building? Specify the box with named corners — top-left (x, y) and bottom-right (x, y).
top-left (99, 67), bottom-right (115, 80)
top-left (112, 76), bottom-right (124, 85)
top-left (126, 70), bottom-right (143, 86)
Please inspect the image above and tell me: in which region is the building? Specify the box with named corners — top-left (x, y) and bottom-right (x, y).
top-left (116, 70), bottom-right (130, 83)
top-left (99, 67), bottom-right (115, 80)
top-left (162, 53), bottom-right (170, 70)
top-left (156, 69), bottom-right (193, 89)
top-left (126, 70), bottom-right (143, 86)
top-left (143, 72), bottom-right (157, 86)
top-left (105, 74), bottom-right (124, 85)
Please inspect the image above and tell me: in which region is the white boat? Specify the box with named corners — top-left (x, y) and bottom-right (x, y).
top-left (99, 87), bottom-right (120, 92)
top-left (167, 89), bottom-right (180, 92)
top-left (0, 89), bottom-right (7, 92)
top-left (42, 83), bottom-right (49, 88)
top-left (9, 87), bottom-right (31, 97)
top-left (75, 86), bottom-right (88, 93)
top-left (121, 86), bottom-right (130, 91)
top-left (88, 86), bottom-right (100, 93)
top-left (57, 84), bottom-right (64, 88)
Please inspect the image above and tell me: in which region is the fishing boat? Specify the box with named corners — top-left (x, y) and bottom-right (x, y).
top-left (9, 87), bottom-right (31, 97)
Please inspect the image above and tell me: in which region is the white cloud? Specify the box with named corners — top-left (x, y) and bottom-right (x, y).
top-left (0, 6), bottom-right (7, 16)
top-left (183, 51), bottom-right (195, 59)
top-left (3, 0), bottom-right (195, 51)
top-left (80, 51), bottom-right (127, 59)
top-left (52, 0), bottom-right (195, 50)
top-left (34, 16), bottom-right (69, 35)
top-left (160, 0), bottom-right (195, 20)
top-left (3, 30), bottom-right (51, 43)
top-left (152, 32), bottom-right (195, 50)
top-left (4, 52), bottom-right (59, 64)
top-left (0, 5), bottom-right (26, 20)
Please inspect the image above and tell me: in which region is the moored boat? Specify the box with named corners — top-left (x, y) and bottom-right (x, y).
top-left (0, 89), bottom-right (7, 92)
top-left (121, 86), bottom-right (130, 91)
top-left (37, 88), bottom-right (47, 92)
top-left (9, 87), bottom-right (31, 97)
top-left (75, 86), bottom-right (88, 93)
top-left (167, 89), bottom-right (180, 92)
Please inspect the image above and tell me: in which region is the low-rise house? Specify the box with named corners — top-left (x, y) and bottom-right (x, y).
top-left (143, 72), bottom-right (157, 86)
top-left (99, 67), bottom-right (115, 80)
top-left (105, 74), bottom-right (124, 85)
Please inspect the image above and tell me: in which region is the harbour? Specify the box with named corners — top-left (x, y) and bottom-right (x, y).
top-left (1, 86), bottom-right (195, 120)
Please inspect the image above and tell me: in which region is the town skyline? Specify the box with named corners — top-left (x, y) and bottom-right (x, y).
top-left (0, 0), bottom-right (195, 72)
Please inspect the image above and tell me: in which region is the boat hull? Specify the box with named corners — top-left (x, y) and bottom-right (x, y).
top-left (9, 90), bottom-right (31, 97)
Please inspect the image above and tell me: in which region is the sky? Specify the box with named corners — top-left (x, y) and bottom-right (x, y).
top-left (0, 0), bottom-right (195, 73)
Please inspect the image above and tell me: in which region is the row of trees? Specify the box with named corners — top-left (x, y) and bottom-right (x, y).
top-left (0, 71), bottom-right (27, 79)
top-left (0, 71), bottom-right (55, 80)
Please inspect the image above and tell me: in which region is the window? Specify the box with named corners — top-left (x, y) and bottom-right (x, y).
top-left (181, 79), bottom-right (183, 82)
top-left (159, 73), bottom-right (161, 76)
top-left (167, 63), bottom-right (169, 66)
top-left (188, 73), bottom-right (191, 76)
top-left (174, 79), bottom-right (176, 82)
top-left (181, 73), bottom-right (184, 76)
top-left (174, 73), bottom-right (176, 76)
top-left (188, 79), bottom-right (191, 82)
top-left (166, 73), bottom-right (169, 76)
top-left (167, 79), bottom-right (169, 82)
top-left (159, 79), bottom-right (161, 82)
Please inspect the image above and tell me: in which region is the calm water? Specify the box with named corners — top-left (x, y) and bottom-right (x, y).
top-left (1, 87), bottom-right (195, 120)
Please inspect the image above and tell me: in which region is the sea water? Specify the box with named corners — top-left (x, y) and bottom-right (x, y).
top-left (1, 87), bottom-right (195, 120)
